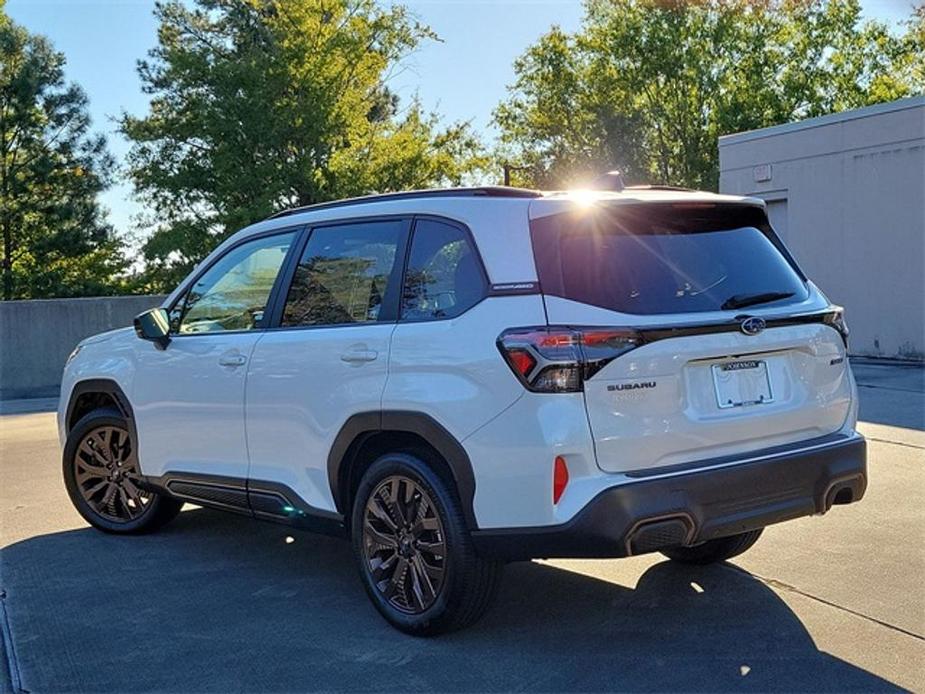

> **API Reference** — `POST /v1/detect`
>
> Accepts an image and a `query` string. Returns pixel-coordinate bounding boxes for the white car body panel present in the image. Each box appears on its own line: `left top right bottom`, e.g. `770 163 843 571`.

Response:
461 390 598 528
245 323 396 513
57 327 136 446
382 295 545 442
582 323 850 473
130 332 262 479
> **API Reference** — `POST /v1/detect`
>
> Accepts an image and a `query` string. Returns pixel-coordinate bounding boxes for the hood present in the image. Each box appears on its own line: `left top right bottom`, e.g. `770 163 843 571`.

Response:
79 326 135 347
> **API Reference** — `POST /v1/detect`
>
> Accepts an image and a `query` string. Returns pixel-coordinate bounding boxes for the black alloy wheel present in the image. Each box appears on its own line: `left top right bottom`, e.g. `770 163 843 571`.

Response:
352 453 503 635
63 408 182 534
362 474 447 614
74 425 152 522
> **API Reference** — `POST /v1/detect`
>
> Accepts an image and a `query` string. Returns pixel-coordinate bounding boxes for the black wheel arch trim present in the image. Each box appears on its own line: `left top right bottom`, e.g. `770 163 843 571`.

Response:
65 379 134 428
328 411 478 529
65 379 138 452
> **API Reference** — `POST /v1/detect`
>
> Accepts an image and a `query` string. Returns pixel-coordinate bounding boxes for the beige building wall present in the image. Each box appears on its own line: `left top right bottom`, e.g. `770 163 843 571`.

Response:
719 97 925 360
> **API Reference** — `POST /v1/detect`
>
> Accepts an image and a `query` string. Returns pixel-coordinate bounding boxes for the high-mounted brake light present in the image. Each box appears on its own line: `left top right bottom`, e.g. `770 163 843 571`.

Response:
497 326 641 393
670 202 716 210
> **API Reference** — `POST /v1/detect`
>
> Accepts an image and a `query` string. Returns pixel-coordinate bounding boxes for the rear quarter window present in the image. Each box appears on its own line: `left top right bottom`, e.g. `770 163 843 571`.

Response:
400 219 486 321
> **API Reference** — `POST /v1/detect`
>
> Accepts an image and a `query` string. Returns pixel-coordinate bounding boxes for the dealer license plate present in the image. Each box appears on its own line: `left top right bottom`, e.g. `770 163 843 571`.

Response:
712 360 773 409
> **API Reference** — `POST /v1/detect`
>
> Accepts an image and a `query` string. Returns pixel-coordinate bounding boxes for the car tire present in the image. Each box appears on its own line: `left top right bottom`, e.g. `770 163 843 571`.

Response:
63 407 183 534
351 452 503 636
660 528 764 565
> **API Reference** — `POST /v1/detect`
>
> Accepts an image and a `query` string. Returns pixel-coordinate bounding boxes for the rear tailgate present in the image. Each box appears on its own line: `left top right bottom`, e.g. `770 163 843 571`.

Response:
529 198 852 474
581 320 850 473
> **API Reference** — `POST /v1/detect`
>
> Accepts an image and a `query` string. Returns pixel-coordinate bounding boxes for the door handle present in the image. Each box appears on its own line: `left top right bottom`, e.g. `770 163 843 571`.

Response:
218 353 247 367
341 348 378 363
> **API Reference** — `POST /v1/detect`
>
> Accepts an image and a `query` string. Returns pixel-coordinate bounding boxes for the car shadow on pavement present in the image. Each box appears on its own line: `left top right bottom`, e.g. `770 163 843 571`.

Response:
0 508 899 693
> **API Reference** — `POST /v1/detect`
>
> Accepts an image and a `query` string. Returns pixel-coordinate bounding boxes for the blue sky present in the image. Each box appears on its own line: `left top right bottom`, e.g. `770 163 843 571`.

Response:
6 0 916 236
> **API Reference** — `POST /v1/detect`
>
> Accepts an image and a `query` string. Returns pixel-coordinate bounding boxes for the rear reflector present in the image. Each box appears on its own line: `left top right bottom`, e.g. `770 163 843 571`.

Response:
553 456 569 504
507 349 536 378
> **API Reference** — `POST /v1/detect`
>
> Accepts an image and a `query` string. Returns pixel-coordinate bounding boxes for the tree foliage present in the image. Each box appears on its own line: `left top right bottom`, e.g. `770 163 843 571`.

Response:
123 0 486 291
495 0 925 190
0 4 125 300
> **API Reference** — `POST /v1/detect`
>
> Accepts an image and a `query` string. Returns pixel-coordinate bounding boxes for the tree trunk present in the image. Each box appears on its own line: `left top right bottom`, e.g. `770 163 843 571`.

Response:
2 219 11 301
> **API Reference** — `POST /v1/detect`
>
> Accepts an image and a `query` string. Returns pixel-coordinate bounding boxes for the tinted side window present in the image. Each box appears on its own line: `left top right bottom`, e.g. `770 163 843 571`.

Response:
281 219 404 327
401 219 485 321
173 232 295 333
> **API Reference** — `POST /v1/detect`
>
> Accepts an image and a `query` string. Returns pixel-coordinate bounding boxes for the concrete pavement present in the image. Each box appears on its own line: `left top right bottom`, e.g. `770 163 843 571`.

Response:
1 362 922 692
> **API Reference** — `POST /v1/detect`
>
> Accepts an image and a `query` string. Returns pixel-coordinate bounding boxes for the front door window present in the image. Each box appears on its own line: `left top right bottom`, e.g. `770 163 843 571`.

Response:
172 232 295 333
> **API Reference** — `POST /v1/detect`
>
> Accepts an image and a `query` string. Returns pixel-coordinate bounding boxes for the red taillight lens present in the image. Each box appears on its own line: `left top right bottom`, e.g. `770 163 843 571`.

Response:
553 456 569 504
498 326 641 392
507 349 536 378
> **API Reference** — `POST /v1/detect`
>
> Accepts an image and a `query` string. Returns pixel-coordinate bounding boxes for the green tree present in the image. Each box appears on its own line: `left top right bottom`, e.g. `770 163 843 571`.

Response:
123 0 485 291
0 4 126 300
495 0 924 191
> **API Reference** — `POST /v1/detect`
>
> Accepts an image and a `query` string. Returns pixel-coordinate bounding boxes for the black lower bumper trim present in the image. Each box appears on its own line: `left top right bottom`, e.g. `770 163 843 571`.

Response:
140 472 345 536
472 434 867 560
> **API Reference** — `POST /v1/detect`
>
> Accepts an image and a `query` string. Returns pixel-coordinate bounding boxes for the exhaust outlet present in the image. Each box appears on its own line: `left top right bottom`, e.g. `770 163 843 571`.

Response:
626 515 693 555
824 475 865 511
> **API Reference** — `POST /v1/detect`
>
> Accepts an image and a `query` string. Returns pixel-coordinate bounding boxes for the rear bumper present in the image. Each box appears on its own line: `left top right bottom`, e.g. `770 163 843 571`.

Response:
472 433 867 560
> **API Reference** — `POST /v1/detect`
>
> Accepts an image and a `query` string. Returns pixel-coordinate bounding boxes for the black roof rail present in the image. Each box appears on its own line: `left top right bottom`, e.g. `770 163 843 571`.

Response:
266 186 542 220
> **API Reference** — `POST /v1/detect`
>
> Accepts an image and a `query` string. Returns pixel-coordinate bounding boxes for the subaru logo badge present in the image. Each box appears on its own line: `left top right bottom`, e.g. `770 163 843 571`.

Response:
740 317 766 336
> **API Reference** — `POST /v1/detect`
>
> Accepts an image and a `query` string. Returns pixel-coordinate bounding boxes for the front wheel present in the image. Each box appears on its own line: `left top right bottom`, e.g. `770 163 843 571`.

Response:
63 408 183 534
660 528 764 565
351 453 503 635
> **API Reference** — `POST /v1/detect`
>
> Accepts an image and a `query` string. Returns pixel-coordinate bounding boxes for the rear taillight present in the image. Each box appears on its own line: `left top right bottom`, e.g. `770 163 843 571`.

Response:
497 326 641 392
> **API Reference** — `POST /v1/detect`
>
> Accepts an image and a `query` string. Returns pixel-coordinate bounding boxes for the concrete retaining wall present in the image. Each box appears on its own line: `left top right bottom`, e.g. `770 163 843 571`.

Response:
0 295 166 400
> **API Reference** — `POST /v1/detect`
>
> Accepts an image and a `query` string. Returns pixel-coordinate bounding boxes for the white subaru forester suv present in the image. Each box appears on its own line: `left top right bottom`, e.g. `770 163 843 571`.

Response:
59 181 866 635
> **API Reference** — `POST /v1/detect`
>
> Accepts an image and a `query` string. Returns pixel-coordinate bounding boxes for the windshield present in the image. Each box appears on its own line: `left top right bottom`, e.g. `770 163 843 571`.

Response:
530 203 808 315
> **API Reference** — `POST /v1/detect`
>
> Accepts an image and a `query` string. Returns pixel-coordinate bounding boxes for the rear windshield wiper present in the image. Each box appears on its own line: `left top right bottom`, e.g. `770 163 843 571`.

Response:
721 291 795 311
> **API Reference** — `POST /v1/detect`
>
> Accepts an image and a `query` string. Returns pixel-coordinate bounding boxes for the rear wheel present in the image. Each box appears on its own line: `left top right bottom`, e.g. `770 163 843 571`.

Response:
63 408 182 534
660 528 764 565
351 453 502 635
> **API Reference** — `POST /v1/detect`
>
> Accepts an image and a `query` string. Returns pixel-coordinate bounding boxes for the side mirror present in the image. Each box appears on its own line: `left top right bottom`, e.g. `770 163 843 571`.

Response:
133 308 171 349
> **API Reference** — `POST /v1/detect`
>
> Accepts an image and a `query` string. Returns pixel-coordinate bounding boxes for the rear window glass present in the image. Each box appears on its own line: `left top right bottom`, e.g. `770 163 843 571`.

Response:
531 204 807 315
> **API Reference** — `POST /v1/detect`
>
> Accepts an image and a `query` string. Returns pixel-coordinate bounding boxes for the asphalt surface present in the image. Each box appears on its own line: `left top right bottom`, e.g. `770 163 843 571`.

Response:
1 361 923 692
